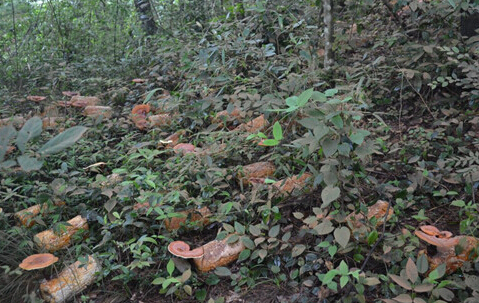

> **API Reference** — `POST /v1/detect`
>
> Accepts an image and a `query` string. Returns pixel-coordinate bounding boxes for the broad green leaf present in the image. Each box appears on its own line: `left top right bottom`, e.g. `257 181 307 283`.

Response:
340 275 349 288
428 263 446 280
249 225 262 236
322 138 339 158
285 96 299 108
334 227 351 248
417 254 429 274
291 244 306 257
241 236 255 249
339 260 348 275
298 117 320 129
269 225 280 238
392 294 413 303
0 125 17 162
311 91 327 102
16 117 42 153
389 274 412 290
214 266 231 276
38 126 87 156
297 88 314 107
367 230 379 246
328 245 337 257
238 249 251 262
406 258 418 283
272 122 283 140
167 259 175 276
234 222 245 234
226 234 239 244
321 186 340 206
324 88 338 97
315 219 335 235
322 269 339 284
331 115 343 129
414 283 434 293
350 130 370 145
17 155 44 171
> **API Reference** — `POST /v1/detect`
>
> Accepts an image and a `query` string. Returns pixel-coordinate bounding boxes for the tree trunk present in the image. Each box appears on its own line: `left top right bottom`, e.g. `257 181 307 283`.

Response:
323 0 334 70
134 0 158 36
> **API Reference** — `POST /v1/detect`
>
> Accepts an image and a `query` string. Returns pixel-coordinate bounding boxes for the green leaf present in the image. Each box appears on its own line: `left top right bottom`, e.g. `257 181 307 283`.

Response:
340 275 349 288
214 267 232 276
261 139 279 146
324 88 338 97
296 88 314 107
328 245 337 257
144 88 163 103
334 227 351 248
322 138 339 158
331 115 343 129
315 219 335 235
269 225 280 238
238 249 251 262
321 186 340 206
16 117 42 153
406 258 418 283
428 263 446 280
389 274 412 290
38 126 87 156
322 269 339 284
367 230 379 246
0 125 17 162
349 130 370 145
249 225 262 236
417 254 429 274
272 122 283 140
298 117 320 129
339 260 348 275
234 222 245 234
241 236 255 249
291 244 306 257
167 259 175 276
17 155 44 171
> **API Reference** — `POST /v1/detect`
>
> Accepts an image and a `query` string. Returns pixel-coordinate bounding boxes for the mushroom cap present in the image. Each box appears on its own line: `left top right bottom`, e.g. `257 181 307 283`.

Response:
415 230 460 247
420 225 453 238
168 241 204 259
19 253 58 270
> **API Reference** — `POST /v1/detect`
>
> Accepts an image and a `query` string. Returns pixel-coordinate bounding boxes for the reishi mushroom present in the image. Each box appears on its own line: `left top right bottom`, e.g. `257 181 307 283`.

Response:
168 241 204 259
19 253 58 270
415 227 478 274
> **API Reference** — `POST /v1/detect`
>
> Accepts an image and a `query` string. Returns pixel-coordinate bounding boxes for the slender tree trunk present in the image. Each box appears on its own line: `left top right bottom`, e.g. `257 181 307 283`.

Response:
134 0 158 36
323 0 334 70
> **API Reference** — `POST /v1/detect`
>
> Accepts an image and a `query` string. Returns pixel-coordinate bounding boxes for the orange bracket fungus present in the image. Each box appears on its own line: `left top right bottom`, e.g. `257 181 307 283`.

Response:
164 206 212 231
173 143 197 155
273 173 312 195
235 114 268 133
40 255 101 303
168 234 245 272
19 253 58 270
61 91 79 97
131 104 151 130
415 226 479 274
168 241 205 259
237 161 276 186
70 96 100 108
34 215 89 252
83 106 112 119
27 96 47 103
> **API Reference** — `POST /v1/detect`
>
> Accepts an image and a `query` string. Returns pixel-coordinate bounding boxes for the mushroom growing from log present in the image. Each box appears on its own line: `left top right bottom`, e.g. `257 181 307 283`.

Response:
168 234 245 272
415 226 478 274
19 253 58 271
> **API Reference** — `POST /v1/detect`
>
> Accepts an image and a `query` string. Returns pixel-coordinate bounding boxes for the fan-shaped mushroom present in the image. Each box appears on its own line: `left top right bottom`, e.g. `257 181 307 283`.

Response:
19 253 58 270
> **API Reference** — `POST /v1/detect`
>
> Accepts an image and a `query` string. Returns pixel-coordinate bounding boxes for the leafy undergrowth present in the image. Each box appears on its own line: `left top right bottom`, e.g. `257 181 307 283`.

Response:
1 2 479 303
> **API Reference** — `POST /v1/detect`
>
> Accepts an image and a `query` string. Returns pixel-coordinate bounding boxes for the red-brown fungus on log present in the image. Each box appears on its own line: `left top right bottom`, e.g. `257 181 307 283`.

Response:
415 227 479 274
131 104 151 130
237 161 276 186
164 206 212 231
